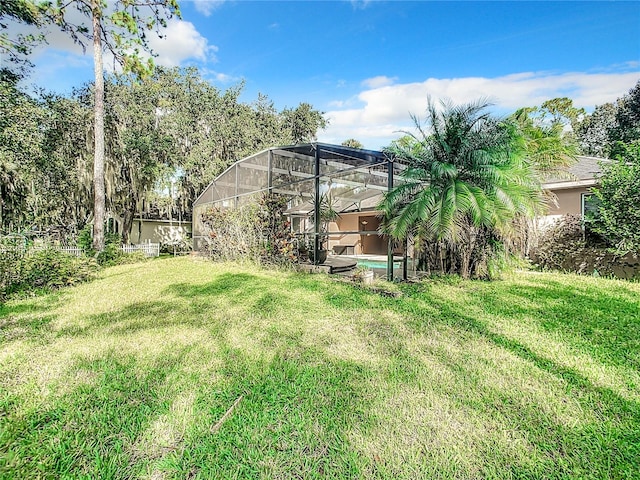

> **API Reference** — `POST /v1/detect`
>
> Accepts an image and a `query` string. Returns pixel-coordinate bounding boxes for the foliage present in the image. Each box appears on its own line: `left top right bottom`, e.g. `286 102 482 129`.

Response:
201 203 263 263
537 97 586 131
0 242 98 299
313 191 341 251
76 224 148 266
588 143 640 252
610 81 640 148
38 0 181 252
576 80 640 158
101 74 177 242
160 238 192 256
281 102 328 143
42 0 181 79
0 77 45 231
532 214 585 271
76 224 94 255
341 138 364 149
0 78 93 233
0 235 27 299
380 98 543 278
0 0 46 80
2 257 640 478
532 214 640 279
576 101 618 157
256 194 299 264
201 194 299 265
0 67 328 241
17 247 98 290
509 102 580 178
95 232 125 266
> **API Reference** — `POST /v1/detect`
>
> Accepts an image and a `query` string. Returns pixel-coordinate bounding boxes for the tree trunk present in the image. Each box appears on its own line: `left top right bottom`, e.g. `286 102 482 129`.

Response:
92 0 105 252
121 198 137 244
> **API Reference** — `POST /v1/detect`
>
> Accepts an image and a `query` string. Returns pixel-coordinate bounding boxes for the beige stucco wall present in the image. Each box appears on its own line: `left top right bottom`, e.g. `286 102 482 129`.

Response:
327 211 390 255
330 213 363 254
538 185 596 229
545 186 592 216
131 220 191 245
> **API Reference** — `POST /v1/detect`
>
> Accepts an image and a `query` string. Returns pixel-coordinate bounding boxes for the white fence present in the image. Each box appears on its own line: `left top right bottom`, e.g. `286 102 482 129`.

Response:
0 243 160 258
121 243 160 257
59 247 84 257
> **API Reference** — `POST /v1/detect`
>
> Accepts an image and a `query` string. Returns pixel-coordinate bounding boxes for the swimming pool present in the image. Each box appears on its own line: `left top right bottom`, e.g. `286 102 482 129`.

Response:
355 259 402 270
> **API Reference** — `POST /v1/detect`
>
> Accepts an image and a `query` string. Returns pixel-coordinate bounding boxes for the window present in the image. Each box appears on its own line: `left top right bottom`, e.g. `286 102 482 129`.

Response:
581 193 600 219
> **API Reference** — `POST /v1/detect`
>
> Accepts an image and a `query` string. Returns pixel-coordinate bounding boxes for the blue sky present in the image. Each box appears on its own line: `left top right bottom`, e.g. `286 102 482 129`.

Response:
20 0 640 148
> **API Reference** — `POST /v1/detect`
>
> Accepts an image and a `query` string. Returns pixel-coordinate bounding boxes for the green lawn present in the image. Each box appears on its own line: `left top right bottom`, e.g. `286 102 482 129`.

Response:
1 257 639 479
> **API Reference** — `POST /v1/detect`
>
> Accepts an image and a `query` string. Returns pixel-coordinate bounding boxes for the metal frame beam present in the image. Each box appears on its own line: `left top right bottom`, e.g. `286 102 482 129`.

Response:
387 159 394 281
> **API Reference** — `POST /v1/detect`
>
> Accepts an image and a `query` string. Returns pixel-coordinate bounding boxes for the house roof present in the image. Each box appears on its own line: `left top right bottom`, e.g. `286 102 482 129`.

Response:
542 155 610 190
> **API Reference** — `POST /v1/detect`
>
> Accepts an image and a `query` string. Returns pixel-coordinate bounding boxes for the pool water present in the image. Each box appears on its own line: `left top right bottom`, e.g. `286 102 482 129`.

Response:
355 259 402 270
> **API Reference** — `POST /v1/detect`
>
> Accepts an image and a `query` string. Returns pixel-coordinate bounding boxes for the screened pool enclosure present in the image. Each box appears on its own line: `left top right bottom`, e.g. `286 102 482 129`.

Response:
192 143 411 279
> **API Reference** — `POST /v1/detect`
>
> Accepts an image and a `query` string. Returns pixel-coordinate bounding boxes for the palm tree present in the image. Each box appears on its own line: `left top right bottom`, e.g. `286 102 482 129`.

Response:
379 98 542 278
509 107 579 178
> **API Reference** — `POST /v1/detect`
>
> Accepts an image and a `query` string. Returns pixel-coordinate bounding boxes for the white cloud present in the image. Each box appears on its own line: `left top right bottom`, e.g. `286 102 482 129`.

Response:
16 8 214 70
319 69 640 149
192 0 226 17
350 0 372 10
361 75 397 89
148 19 217 67
201 68 240 84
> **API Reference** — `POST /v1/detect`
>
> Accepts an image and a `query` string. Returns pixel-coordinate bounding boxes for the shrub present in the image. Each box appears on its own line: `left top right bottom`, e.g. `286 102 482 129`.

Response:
79 229 148 266
160 239 192 256
0 237 27 299
77 224 94 255
201 203 262 262
5 247 98 297
532 215 640 279
532 215 584 271
200 193 299 265
587 143 640 253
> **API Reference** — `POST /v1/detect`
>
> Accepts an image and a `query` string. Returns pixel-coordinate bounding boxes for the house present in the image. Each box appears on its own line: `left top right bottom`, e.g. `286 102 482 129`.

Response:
110 216 192 249
192 144 608 277
129 218 192 247
540 156 609 227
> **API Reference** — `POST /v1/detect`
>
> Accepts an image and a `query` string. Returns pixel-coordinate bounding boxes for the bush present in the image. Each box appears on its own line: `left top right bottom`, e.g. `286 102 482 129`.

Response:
77 224 94 255
532 215 640 279
0 237 27 298
3 247 98 297
200 193 299 266
201 203 262 262
78 228 148 266
532 215 584 271
160 239 192 256
587 143 640 253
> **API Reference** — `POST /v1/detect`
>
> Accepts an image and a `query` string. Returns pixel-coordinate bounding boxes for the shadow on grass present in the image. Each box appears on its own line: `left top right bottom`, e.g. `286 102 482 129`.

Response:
390 279 640 478
164 346 371 479
2 340 373 479
476 325 640 478
469 277 640 369
166 272 261 298
1 350 185 479
56 300 214 338
0 295 61 343
6 267 639 477
0 293 60 318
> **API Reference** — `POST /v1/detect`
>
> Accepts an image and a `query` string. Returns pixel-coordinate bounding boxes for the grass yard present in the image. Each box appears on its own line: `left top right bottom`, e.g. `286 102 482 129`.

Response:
1 257 639 479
